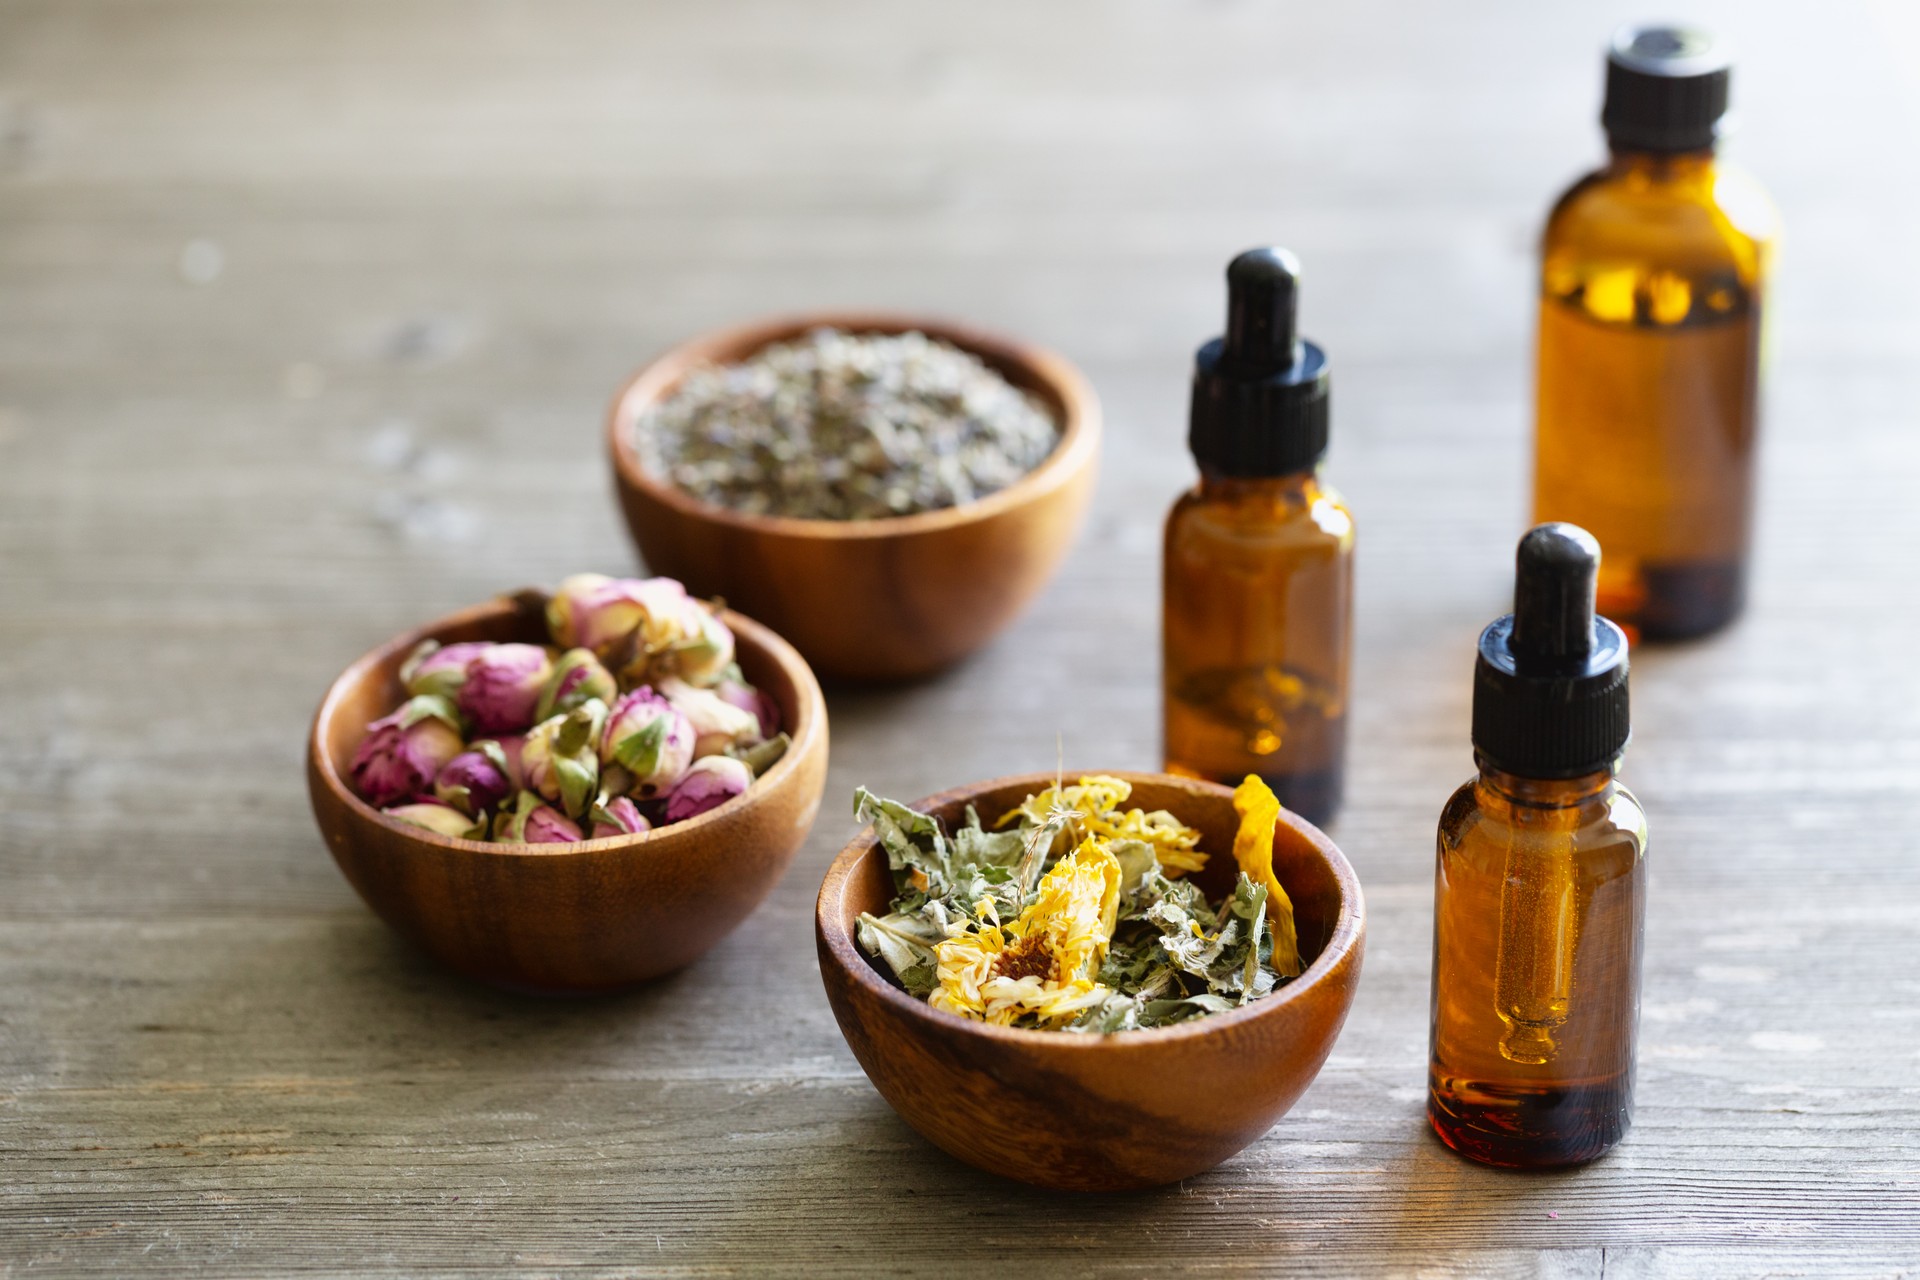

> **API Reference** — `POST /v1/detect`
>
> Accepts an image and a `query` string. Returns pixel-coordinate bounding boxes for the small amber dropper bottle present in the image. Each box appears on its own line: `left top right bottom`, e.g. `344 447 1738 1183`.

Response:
1163 247 1353 827
1532 25 1780 639
1428 523 1649 1169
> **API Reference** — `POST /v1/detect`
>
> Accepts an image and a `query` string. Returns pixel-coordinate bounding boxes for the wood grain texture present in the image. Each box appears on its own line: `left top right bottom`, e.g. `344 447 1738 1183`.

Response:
306 595 828 992
3 0 1919 1274
609 312 1100 682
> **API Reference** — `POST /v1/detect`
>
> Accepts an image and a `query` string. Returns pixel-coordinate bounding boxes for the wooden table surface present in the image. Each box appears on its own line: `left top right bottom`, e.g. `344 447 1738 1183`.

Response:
5 1 1918 1275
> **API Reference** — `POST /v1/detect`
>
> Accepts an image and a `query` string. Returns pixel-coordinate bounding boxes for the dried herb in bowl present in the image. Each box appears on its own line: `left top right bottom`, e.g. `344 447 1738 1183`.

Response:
347 575 789 845
635 328 1059 520
854 775 1304 1033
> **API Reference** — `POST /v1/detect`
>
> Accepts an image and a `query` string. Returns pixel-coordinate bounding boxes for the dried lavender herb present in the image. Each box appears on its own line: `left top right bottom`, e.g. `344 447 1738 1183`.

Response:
636 328 1059 520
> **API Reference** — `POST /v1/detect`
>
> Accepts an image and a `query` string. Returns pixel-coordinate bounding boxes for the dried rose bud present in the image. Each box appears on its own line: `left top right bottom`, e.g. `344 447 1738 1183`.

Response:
659 676 760 759
384 799 483 840
434 748 512 817
493 790 582 844
589 796 651 839
736 731 790 777
663 754 751 823
521 701 606 819
535 648 618 722
600 687 695 797
546 574 691 660
350 695 465 808
714 676 780 741
399 640 492 700
596 762 634 801
457 644 553 735
471 735 526 789
665 603 736 686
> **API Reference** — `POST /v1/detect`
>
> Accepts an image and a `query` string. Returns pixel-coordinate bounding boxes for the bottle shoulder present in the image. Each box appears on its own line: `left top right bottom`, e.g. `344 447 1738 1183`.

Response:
1544 157 1779 283
1438 773 1649 857
1166 474 1355 553
1605 780 1650 850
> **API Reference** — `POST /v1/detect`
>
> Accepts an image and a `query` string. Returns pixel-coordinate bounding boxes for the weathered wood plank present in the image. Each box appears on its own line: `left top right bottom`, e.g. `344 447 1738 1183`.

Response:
3 0 1919 1273
3 903 1916 1273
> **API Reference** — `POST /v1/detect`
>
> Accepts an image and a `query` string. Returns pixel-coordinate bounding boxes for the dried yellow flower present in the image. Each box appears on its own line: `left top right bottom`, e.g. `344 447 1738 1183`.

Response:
930 838 1122 1026
1231 776 1304 977
999 775 1208 876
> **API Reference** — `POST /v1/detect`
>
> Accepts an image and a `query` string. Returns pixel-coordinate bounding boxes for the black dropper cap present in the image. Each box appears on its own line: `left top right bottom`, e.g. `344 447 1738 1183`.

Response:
1602 24 1731 153
1189 247 1330 477
1472 524 1631 779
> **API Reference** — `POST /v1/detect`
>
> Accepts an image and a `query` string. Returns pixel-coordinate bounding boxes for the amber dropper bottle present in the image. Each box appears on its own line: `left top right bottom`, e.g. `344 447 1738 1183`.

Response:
1532 25 1779 640
1163 247 1353 827
1429 524 1648 1169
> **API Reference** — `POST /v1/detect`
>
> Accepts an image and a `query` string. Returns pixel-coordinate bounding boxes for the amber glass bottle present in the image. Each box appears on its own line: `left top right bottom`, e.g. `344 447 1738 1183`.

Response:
1429 524 1648 1169
1532 26 1779 640
1163 248 1353 827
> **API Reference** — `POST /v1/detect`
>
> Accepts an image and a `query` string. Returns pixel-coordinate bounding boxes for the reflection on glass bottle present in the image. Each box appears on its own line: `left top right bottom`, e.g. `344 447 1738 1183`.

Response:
1531 25 1779 640
1162 248 1353 828
1428 524 1648 1170
1164 473 1352 825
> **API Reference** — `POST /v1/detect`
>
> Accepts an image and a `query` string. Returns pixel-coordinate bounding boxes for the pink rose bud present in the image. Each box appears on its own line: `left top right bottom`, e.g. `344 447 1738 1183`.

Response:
493 790 582 845
399 640 492 700
666 604 736 686
471 735 526 789
600 687 696 796
659 676 760 759
663 754 751 823
384 799 483 840
589 796 651 839
546 574 692 660
350 695 465 808
714 676 781 741
535 648 618 722
457 644 553 735
434 749 512 816
523 805 582 844
521 702 606 819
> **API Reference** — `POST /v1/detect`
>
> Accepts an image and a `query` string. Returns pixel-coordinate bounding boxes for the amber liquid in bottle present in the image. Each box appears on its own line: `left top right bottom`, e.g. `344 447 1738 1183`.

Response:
1428 763 1648 1168
1532 148 1778 639
1163 469 1354 826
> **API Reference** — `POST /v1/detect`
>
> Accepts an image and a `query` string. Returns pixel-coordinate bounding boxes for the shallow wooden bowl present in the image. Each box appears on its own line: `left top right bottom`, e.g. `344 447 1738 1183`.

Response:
607 313 1101 683
308 593 829 992
816 771 1365 1191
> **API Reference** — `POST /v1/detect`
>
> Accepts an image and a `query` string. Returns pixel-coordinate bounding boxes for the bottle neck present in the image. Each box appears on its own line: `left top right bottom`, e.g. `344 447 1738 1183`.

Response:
1473 758 1616 808
1603 143 1718 189
1196 466 1320 499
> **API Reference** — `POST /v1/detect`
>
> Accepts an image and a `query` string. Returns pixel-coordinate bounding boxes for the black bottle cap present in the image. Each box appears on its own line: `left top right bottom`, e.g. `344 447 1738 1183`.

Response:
1602 24 1731 153
1472 524 1632 779
1189 247 1330 477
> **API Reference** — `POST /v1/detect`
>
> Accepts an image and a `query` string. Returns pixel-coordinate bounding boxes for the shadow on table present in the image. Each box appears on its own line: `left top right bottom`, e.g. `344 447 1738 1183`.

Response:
774 1087 1613 1270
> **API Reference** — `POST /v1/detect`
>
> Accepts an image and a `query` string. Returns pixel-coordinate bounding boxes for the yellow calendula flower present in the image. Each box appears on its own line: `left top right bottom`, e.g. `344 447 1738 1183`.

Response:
930 839 1122 1026
998 775 1208 876
1231 776 1303 977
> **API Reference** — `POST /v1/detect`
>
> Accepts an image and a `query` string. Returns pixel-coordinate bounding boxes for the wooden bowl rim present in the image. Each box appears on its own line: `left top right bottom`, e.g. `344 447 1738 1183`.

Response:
309 595 827 859
816 770 1366 1049
606 310 1102 540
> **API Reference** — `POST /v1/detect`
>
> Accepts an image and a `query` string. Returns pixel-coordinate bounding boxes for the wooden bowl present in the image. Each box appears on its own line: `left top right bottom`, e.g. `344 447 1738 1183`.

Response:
816 771 1365 1191
307 593 829 992
607 313 1101 683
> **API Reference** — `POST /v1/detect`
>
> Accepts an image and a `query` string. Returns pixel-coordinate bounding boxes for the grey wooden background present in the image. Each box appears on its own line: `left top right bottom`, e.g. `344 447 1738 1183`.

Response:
4 1 1918 1275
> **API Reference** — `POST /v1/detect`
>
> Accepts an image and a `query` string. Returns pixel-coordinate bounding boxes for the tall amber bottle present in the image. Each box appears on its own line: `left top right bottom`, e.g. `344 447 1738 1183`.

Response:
1429 524 1648 1169
1164 248 1353 827
1532 26 1779 639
